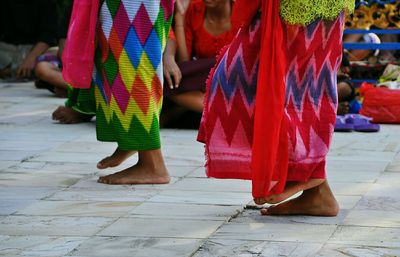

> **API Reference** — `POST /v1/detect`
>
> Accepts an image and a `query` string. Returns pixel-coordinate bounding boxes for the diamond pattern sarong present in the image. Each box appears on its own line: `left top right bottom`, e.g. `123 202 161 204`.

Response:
198 14 344 192
93 0 173 150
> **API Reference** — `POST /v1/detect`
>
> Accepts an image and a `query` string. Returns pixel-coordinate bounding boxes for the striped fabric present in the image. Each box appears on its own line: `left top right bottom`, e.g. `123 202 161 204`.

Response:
199 13 344 186
93 0 173 150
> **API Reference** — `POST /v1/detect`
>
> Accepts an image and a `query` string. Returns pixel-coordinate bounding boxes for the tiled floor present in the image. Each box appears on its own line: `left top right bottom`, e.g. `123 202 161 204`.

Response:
1 82 400 256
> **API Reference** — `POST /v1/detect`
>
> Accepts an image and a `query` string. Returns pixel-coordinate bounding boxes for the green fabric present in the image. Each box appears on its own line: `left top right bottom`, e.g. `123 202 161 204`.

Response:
65 85 96 115
280 0 355 25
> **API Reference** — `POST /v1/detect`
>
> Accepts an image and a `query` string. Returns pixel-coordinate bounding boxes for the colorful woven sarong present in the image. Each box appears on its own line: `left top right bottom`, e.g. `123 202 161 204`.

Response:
198 13 344 196
93 0 173 150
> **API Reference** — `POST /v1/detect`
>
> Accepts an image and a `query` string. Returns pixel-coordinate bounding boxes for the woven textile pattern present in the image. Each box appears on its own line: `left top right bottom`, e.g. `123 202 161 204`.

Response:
199 14 344 182
93 0 173 150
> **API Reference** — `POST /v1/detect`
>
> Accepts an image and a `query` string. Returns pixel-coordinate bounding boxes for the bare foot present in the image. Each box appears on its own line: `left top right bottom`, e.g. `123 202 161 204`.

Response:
97 148 136 169
52 106 93 124
98 150 170 185
260 181 339 216
254 179 325 205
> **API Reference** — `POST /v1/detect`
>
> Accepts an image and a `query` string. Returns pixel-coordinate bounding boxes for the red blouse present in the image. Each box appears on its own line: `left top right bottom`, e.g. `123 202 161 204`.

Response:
184 0 237 59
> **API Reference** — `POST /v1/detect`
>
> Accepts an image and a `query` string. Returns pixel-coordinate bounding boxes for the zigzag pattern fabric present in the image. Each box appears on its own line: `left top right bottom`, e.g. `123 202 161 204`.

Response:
199 14 344 182
93 0 173 150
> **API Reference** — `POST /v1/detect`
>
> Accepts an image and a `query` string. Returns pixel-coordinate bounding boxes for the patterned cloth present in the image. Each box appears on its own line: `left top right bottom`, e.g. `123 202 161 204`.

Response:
198 14 344 185
93 0 173 150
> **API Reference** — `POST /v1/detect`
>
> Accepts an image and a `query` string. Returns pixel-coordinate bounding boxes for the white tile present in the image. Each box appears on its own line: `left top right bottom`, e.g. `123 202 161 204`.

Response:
48 188 158 202
193 240 323 257
330 182 373 196
167 178 252 193
0 172 83 187
129 202 242 220
69 236 202 257
17 200 139 217
212 222 337 243
343 209 400 228
0 236 86 257
98 218 223 238
147 190 251 206
0 199 38 215
329 226 400 247
355 196 400 211
317 243 400 257
0 216 114 236
0 186 60 200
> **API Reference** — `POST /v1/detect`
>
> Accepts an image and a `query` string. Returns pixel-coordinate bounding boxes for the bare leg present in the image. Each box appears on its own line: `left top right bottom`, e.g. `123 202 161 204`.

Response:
97 147 136 169
169 91 204 113
35 62 68 90
52 106 93 124
260 181 339 216
254 179 325 205
97 149 170 185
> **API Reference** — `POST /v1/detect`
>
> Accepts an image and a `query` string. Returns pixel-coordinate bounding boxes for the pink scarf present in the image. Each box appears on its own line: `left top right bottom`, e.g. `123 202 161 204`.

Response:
62 0 100 89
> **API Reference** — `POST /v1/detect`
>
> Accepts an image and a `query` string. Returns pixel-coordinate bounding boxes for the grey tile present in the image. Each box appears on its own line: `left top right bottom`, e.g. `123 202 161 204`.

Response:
98 218 223 238
70 236 202 257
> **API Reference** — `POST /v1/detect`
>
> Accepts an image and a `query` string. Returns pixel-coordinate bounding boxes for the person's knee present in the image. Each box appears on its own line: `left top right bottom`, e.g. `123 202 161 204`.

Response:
34 62 52 81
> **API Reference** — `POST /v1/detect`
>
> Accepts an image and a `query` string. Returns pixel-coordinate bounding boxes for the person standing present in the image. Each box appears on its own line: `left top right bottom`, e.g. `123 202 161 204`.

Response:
198 0 355 216
63 0 174 184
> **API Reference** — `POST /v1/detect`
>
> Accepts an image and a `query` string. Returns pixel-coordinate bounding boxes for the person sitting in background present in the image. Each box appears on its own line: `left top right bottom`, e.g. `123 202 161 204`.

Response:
0 0 58 80
34 0 72 98
165 0 238 113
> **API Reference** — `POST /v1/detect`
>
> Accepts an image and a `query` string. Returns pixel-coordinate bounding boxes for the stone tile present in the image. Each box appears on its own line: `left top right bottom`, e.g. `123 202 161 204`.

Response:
16 200 139 217
4 161 98 175
30 151 102 164
0 236 86 257
374 172 400 186
329 226 400 247
52 141 116 154
330 182 373 196
336 195 362 210
187 167 207 178
147 190 251 206
316 243 400 257
343 209 400 228
0 199 38 215
69 236 202 257
0 216 114 236
0 150 40 161
364 183 400 199
0 186 60 200
326 159 388 173
0 140 63 151
327 150 396 162
167 165 199 178
166 178 252 193
355 196 400 211
193 240 323 257
327 170 381 183
231 209 348 226
0 161 19 171
98 218 223 238
71 176 178 191
48 188 159 202
129 202 242 221
212 222 337 243
0 172 83 187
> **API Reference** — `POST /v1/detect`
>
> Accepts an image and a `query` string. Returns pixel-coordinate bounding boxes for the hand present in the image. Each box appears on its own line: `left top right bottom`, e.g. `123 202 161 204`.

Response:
16 56 36 79
163 54 182 89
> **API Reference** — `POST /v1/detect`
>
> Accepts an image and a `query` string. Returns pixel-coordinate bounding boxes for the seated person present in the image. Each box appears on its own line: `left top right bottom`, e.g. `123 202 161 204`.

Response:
0 0 58 80
34 1 73 98
164 0 238 113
